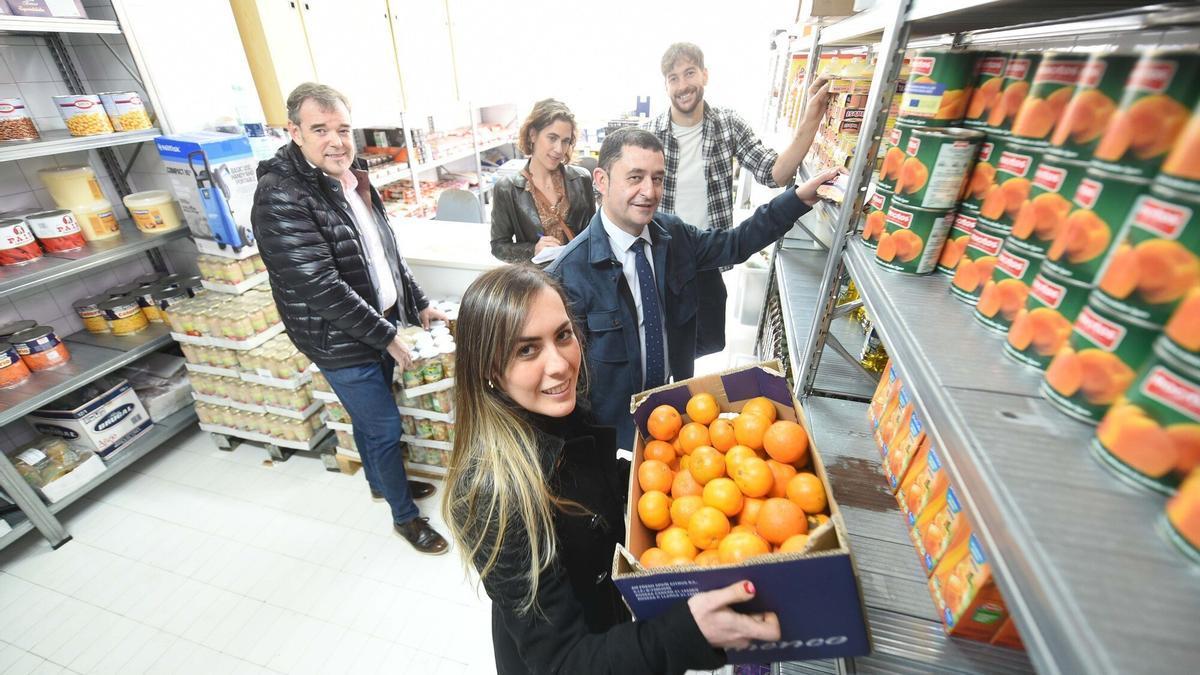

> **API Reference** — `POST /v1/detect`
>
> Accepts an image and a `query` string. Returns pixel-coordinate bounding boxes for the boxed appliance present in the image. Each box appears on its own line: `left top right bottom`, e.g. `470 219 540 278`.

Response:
155 132 258 252
25 377 152 460
611 362 870 664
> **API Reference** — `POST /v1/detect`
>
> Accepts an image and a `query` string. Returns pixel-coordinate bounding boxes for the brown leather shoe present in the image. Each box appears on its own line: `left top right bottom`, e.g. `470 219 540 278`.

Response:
408 480 436 499
394 517 449 555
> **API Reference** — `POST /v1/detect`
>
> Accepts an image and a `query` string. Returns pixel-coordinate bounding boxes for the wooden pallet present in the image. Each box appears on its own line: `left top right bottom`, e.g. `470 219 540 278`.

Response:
209 428 339 470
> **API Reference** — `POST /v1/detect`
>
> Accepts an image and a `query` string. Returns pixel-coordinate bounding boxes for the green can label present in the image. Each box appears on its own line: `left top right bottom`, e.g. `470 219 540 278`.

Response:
1091 52 1200 180
1042 170 1149 282
1007 155 1090 256
1042 302 1160 423
1159 98 1200 196
1011 53 1090 148
875 205 953 275
876 123 918 193
1093 340 1200 494
861 187 891 249
981 52 1042 137
949 221 1007 304
1047 54 1140 161
897 50 977 127
964 52 1009 130
1093 188 1200 325
974 240 1044 334
1004 270 1093 370
936 211 977 276
889 127 985 210
958 140 998 214
977 138 1038 233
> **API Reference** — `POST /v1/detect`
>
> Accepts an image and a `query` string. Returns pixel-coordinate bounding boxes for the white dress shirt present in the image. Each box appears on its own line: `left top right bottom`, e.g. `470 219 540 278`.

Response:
600 208 671 388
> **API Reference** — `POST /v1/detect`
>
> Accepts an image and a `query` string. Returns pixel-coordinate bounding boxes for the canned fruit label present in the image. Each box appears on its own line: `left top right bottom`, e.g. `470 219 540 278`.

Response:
980 52 1043 135
1042 303 1159 423
965 53 1009 126
1005 271 1093 370
977 139 1037 232
876 205 953 275
959 141 999 214
1163 284 1200 371
877 124 918 192
1011 53 1089 146
949 223 1006 304
1094 190 1199 325
1094 343 1200 493
937 212 977 276
1043 171 1148 282
1008 156 1089 256
898 50 977 126
890 128 985 209
1049 54 1138 161
1166 470 1200 561
974 242 1043 333
1159 98 1200 196
1092 52 1200 179
861 188 891 248
54 95 114 137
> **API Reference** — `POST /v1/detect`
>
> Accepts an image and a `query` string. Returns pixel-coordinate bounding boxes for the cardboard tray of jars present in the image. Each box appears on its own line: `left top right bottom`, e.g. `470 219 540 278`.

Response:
200 271 269 295
191 393 323 421
184 363 312 390
171 322 285 350
198 422 332 451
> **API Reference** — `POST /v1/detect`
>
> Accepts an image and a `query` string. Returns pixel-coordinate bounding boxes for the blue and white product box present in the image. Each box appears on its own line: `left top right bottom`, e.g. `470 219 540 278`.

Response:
614 362 870 664
155 132 259 252
26 379 152 460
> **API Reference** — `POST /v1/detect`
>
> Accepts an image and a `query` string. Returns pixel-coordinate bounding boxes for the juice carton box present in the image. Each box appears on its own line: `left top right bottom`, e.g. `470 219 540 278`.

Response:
897 441 950 528
929 533 1010 641
910 483 971 576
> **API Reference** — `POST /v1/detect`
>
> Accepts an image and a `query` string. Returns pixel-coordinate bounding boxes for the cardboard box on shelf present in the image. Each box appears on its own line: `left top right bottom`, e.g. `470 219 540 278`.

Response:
990 616 1025 650
37 453 105 503
25 378 152 460
929 533 1010 641
611 362 870 664
897 440 949 528
6 0 87 18
910 482 970 576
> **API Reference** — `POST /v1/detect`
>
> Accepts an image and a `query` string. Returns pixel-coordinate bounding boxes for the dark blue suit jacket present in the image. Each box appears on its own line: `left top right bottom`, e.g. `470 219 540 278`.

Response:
547 189 810 448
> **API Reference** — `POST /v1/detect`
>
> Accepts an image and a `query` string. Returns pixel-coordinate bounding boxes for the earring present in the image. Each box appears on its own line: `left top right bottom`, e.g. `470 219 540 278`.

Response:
487 379 495 389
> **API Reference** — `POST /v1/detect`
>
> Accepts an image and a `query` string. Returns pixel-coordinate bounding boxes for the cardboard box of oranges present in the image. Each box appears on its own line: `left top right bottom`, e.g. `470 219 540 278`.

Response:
610 362 870 664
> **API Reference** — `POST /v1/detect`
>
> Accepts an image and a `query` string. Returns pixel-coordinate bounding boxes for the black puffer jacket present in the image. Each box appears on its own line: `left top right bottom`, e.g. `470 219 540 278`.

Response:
251 142 429 370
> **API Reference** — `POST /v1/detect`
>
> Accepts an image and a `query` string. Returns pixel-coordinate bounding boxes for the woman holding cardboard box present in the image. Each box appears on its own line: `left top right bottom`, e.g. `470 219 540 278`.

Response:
442 264 779 674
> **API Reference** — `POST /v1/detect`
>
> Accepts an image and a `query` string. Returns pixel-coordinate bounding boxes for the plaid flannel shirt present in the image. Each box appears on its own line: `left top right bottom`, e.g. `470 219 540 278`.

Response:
644 104 780 232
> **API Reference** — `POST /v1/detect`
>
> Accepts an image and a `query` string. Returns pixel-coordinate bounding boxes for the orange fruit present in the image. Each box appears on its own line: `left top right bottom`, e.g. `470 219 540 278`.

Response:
766 460 798 498
724 445 758 476
678 455 691 472
779 534 810 553
718 530 771 564
656 525 687 547
808 513 831 530
732 457 774 498
637 490 673 530
673 436 683 455
733 413 771 450
688 446 726 485
739 497 765 526
763 420 810 465
668 555 694 567
687 506 731 550
677 422 712 454
742 397 779 423
702 477 744 517
644 440 677 465
695 549 722 566
671 468 703 498
787 473 828 515
709 418 737 451
756 498 808 545
670 495 705 528
686 393 721 425
730 524 759 536
637 459 674 493
658 526 698 560
640 547 670 568
647 405 682 441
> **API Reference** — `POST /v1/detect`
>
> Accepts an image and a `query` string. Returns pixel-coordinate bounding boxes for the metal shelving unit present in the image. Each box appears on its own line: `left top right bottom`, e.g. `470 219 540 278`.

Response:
0 128 160 163
791 2 1200 674
0 15 120 34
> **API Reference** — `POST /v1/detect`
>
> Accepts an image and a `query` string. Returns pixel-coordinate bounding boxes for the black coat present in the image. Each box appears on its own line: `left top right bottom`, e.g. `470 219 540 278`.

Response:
251 142 429 370
490 163 595 263
470 410 725 675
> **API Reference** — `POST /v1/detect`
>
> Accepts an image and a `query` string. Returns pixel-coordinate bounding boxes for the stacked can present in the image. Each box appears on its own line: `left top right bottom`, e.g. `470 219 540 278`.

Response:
1166 468 1200 564
860 186 890 249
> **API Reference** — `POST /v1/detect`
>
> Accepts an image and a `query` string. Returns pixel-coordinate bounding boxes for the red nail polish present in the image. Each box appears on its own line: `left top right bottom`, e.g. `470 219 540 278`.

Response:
743 581 755 595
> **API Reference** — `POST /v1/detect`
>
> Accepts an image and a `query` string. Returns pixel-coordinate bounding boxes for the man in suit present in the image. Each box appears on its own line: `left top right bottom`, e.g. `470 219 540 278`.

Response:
547 127 837 449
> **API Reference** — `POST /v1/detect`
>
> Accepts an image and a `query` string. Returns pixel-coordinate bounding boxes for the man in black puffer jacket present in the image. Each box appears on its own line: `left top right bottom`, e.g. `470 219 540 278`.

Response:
251 82 448 555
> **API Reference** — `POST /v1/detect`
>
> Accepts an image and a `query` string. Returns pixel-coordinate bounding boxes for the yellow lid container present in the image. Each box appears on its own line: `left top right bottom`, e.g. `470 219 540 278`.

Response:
38 165 104 208
71 200 121 241
122 190 182 234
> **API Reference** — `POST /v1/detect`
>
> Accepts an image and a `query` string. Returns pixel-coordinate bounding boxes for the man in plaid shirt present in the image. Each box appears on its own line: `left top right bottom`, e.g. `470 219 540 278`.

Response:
645 42 830 356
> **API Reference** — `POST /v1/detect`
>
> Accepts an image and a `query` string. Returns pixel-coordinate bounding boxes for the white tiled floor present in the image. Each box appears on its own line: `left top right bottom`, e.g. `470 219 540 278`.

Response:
0 430 494 674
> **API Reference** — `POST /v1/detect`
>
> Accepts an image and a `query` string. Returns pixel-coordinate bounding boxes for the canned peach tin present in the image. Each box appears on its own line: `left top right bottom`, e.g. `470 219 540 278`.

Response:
958 140 998 215
964 52 1009 130
976 137 1039 233
52 94 114 137
861 186 891 249
984 51 1043 136
937 211 976 276
875 204 954 275
1048 53 1140 162
888 127 985 210
1160 97 1200 196
1042 301 1160 424
1164 468 1200 564
1093 339 1200 494
1004 269 1092 370
0 97 39 141
896 49 977 127
949 221 1007 304
1162 284 1200 373
1042 169 1150 283
1006 153 1090 257
973 241 1043 334
1010 52 1089 148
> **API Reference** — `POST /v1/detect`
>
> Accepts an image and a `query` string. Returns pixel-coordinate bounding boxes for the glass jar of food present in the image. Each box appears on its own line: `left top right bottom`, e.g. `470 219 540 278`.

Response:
400 416 417 436
440 344 456 378
415 417 435 439
422 350 445 384
430 421 449 442
402 352 426 389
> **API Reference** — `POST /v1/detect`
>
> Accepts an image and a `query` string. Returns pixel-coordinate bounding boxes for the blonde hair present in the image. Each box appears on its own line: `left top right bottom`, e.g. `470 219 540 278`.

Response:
518 98 577 161
443 264 583 616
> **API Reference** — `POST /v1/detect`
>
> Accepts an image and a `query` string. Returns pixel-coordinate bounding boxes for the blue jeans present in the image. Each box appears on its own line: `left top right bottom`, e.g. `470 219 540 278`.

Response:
322 356 420 525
